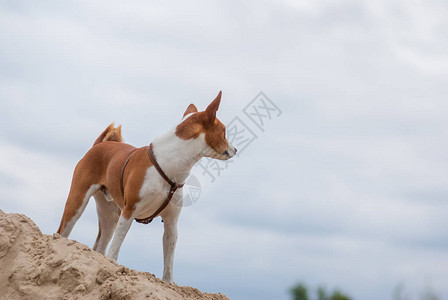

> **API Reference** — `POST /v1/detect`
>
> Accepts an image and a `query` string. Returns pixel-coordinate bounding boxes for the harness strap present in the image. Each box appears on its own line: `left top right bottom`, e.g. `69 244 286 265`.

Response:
134 143 184 224
120 148 139 196
147 143 178 187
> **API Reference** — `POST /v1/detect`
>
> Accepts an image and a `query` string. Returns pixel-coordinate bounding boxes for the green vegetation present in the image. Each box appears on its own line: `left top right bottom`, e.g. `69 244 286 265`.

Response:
290 282 443 300
290 282 352 300
393 284 440 300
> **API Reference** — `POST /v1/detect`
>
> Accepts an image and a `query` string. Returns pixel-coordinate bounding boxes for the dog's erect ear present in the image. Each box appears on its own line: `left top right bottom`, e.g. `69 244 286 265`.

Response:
205 91 222 125
183 103 198 118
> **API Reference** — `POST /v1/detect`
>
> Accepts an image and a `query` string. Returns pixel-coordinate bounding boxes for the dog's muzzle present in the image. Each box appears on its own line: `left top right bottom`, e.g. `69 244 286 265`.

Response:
224 143 237 158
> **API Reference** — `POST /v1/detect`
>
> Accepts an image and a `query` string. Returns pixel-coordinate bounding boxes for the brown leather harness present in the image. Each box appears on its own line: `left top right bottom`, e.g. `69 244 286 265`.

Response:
120 143 184 224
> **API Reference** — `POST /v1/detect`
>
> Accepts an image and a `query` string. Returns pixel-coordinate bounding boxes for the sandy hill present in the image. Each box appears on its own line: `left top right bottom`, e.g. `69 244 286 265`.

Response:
0 210 228 300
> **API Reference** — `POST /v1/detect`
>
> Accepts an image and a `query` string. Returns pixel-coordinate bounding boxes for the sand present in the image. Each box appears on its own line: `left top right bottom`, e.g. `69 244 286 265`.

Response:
0 210 228 300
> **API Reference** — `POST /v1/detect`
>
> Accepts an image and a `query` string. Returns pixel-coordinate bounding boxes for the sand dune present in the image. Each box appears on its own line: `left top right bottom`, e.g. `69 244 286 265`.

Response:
0 210 228 300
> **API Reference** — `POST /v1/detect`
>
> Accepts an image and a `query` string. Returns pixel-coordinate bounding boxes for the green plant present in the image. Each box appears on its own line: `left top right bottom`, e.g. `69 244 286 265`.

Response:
290 283 309 300
290 282 352 300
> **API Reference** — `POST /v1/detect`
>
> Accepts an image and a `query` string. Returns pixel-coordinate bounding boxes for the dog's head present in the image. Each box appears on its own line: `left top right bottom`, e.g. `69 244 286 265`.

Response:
175 91 237 160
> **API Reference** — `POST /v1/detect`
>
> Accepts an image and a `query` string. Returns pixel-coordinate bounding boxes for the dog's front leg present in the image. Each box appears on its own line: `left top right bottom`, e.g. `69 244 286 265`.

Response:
162 220 178 283
106 215 133 261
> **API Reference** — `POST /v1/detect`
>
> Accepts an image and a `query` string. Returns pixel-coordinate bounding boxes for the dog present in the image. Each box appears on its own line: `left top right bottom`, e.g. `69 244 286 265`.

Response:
56 91 236 283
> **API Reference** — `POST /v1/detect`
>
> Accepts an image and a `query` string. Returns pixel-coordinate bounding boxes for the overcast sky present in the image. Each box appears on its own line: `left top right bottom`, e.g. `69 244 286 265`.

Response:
1 0 448 299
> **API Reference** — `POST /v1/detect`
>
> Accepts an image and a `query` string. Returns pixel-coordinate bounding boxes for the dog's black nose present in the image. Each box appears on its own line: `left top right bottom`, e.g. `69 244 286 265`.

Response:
234 148 237 154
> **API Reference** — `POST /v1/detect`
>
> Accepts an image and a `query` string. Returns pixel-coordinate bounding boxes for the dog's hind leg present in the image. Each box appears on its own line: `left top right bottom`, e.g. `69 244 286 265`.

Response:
57 184 100 238
92 188 120 254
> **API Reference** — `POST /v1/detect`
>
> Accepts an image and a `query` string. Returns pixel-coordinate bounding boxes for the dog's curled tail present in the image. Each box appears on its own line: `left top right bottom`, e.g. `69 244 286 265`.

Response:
94 123 123 146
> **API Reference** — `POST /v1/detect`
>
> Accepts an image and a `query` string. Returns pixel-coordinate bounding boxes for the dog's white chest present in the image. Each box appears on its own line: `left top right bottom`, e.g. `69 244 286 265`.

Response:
134 167 172 219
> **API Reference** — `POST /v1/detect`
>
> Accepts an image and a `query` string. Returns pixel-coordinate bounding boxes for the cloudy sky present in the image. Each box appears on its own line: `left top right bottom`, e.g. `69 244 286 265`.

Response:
1 0 448 299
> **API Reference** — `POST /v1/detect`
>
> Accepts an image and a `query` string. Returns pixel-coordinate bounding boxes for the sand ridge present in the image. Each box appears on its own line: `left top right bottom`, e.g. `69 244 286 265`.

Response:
0 210 228 300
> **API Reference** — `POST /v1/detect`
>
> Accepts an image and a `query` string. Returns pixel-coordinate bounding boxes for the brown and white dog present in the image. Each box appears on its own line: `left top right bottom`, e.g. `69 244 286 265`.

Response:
56 91 236 283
